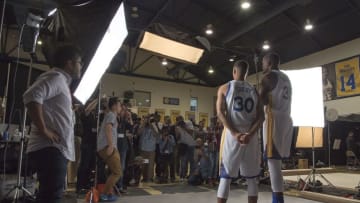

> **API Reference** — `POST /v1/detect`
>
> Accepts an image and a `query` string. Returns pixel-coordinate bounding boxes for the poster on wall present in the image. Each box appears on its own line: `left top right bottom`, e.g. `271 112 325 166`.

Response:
322 64 336 101
155 108 166 123
335 57 360 97
185 111 195 122
170 110 181 124
138 107 150 119
199 112 209 128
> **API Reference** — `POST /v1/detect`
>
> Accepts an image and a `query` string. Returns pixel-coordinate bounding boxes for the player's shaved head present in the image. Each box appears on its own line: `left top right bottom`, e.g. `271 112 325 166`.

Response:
264 53 280 68
233 60 249 80
262 53 280 74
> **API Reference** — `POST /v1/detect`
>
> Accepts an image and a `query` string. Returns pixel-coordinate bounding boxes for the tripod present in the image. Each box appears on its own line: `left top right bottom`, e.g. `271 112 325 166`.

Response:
3 57 35 203
302 127 334 191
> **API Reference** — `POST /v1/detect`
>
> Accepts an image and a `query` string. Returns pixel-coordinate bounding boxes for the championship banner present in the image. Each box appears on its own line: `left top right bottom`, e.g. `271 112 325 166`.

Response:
170 110 181 124
155 108 165 123
185 111 195 121
138 107 150 119
199 112 209 128
335 57 360 97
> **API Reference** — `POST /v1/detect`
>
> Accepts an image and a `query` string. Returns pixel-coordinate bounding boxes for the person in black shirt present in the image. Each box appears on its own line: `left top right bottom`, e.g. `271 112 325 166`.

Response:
116 104 133 193
76 99 98 193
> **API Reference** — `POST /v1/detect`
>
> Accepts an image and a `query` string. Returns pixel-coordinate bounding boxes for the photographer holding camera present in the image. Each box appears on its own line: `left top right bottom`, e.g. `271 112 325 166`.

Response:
158 127 176 183
175 116 197 181
137 114 159 182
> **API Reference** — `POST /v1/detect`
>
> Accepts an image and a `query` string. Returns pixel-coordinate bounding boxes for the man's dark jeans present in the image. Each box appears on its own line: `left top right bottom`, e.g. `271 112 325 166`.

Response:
28 147 68 203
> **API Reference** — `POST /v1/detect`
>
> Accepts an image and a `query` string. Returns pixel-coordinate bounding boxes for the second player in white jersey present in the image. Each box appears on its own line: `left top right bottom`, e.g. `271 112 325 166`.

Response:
263 70 293 159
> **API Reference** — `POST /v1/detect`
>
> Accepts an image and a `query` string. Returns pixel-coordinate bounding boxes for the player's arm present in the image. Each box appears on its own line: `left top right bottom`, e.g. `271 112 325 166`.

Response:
216 84 238 136
260 72 277 105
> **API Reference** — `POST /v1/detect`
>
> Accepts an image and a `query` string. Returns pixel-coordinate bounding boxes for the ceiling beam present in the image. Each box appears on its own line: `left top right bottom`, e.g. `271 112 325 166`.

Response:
222 0 311 44
281 12 323 49
132 54 154 72
191 0 238 28
346 0 360 14
116 72 211 87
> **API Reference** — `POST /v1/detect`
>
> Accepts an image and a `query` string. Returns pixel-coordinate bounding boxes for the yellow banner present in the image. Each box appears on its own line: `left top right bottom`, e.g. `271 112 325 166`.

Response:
199 112 209 128
335 57 360 97
138 107 150 119
170 110 181 124
155 109 165 123
185 111 195 121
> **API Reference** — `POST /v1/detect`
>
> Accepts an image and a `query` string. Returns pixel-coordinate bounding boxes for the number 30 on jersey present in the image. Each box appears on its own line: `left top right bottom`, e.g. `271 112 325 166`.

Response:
233 96 254 113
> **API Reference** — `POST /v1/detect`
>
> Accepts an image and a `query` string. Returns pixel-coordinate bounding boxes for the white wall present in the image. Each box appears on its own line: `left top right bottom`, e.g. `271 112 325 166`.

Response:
101 73 217 121
248 37 360 116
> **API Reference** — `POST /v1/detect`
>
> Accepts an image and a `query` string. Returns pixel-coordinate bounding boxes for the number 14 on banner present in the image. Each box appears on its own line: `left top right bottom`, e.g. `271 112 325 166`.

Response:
335 57 360 97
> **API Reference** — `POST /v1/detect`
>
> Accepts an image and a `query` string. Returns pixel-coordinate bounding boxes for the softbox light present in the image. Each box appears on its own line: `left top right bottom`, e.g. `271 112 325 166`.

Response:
139 31 204 64
283 67 325 128
74 2 128 104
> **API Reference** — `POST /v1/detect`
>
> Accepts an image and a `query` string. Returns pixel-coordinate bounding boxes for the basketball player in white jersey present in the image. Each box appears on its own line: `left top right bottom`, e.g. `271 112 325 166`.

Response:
216 60 264 203
260 53 293 203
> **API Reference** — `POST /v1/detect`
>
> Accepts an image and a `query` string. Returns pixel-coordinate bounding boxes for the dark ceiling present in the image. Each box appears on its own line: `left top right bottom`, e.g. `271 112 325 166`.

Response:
2 0 360 87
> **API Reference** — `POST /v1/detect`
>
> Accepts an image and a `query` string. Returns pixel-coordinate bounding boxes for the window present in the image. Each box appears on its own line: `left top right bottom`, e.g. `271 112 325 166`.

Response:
190 97 198 111
134 90 151 107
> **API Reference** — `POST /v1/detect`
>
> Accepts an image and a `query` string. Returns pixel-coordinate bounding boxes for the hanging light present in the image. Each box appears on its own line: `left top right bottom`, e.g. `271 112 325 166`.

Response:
37 40 42 45
161 58 168 66
304 19 313 31
229 55 236 62
241 0 251 10
205 24 214 35
208 66 214 74
131 7 139 18
262 40 270 50
48 8 57 17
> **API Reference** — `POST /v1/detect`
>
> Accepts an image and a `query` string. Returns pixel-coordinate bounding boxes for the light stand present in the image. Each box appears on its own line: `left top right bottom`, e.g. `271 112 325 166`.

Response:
327 122 331 168
86 80 102 203
325 108 338 168
3 58 35 203
302 127 334 191
2 11 42 202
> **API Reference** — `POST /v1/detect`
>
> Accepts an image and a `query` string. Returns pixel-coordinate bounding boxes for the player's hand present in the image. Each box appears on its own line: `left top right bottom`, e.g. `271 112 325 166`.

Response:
42 128 60 143
106 145 114 156
239 133 251 144
235 133 245 144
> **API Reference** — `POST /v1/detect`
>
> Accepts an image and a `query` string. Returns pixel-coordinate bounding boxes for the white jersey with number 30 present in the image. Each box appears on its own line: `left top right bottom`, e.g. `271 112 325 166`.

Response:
219 80 260 178
225 80 258 131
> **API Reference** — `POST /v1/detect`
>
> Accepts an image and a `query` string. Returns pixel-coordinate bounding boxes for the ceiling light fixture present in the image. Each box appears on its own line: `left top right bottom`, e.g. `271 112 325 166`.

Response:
262 40 270 50
208 66 214 74
37 40 42 45
48 8 57 17
241 0 251 10
161 58 168 66
205 24 214 35
131 7 139 18
74 2 128 104
229 56 236 62
304 19 313 31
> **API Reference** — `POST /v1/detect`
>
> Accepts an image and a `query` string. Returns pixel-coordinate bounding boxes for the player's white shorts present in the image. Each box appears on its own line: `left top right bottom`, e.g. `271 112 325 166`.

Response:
219 128 261 179
263 110 293 159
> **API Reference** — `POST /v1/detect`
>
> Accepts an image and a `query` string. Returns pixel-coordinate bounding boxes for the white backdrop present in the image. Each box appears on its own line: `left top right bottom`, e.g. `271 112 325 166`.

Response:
283 67 325 127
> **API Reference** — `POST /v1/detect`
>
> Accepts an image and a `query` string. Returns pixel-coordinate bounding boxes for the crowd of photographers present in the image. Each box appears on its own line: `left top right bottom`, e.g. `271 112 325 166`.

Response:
71 97 224 196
